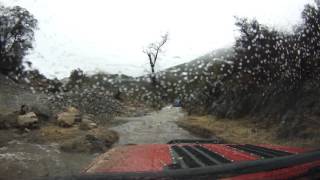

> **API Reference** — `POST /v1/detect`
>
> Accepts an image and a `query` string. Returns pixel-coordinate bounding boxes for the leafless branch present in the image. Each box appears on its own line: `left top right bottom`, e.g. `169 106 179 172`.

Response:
143 32 169 80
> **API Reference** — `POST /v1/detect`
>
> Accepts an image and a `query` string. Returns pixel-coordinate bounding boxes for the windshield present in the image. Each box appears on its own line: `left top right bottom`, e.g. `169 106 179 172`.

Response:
0 0 320 180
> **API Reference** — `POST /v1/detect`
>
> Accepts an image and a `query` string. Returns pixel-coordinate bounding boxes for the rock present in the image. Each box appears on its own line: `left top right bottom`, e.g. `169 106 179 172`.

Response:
57 113 75 127
67 107 81 123
59 129 119 153
60 135 94 153
19 105 31 115
17 112 39 129
60 131 118 153
84 134 106 152
80 114 97 130
23 128 31 133
66 107 80 114
95 130 119 148
79 119 97 130
56 107 81 127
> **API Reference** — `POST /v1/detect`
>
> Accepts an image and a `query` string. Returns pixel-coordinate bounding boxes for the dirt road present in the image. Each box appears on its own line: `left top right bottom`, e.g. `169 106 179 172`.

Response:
112 106 198 144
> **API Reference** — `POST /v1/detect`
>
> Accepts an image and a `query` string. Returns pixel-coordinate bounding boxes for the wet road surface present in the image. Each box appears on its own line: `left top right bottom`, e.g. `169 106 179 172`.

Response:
0 140 96 180
111 106 198 144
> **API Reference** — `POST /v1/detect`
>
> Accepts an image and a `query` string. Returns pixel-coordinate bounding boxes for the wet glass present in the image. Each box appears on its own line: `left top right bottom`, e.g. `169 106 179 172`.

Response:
0 0 319 179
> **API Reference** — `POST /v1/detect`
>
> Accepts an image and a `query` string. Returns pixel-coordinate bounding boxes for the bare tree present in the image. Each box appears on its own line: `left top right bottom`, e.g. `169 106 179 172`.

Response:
143 32 169 84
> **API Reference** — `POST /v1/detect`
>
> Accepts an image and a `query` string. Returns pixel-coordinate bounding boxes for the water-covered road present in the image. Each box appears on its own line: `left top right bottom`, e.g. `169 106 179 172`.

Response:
112 106 197 144
0 140 96 180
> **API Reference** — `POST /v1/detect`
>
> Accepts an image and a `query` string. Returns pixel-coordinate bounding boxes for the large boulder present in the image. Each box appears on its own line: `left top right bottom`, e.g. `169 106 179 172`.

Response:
56 107 81 127
17 112 39 129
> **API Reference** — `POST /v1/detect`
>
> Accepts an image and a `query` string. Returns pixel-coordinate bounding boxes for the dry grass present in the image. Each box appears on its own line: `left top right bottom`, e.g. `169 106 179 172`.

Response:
178 116 320 148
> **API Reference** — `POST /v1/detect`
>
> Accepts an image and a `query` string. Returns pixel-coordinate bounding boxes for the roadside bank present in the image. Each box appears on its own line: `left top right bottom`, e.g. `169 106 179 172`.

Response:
177 116 320 148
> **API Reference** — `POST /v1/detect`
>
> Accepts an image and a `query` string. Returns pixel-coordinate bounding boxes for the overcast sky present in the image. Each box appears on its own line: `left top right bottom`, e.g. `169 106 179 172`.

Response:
2 0 313 79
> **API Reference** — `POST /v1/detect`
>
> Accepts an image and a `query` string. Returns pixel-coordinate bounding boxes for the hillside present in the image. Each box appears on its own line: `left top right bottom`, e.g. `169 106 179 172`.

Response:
0 74 50 115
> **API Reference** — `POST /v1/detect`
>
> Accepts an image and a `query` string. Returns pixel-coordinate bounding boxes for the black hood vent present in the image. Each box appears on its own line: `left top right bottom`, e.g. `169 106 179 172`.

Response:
227 144 293 159
168 145 231 169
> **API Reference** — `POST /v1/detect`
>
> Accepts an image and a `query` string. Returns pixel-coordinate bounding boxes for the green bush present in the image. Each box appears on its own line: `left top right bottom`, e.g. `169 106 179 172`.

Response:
0 5 37 75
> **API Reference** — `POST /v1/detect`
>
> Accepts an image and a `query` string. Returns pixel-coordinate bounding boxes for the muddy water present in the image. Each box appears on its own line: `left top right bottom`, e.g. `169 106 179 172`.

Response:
112 106 198 144
0 140 96 180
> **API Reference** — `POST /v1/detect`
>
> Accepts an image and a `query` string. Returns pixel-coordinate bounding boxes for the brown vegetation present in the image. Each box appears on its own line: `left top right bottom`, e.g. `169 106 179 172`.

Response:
178 116 320 148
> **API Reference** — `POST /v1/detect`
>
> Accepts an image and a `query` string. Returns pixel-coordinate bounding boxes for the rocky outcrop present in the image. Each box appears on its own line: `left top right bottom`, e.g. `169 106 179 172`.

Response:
0 74 52 113
0 73 124 127
48 88 123 118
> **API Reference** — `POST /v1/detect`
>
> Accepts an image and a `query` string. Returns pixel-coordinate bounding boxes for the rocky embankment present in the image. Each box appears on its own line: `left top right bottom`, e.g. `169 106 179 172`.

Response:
0 105 119 180
0 74 121 180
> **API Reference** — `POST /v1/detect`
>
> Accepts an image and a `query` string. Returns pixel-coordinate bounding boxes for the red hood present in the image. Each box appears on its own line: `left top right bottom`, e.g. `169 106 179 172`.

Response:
83 144 320 180
85 144 173 173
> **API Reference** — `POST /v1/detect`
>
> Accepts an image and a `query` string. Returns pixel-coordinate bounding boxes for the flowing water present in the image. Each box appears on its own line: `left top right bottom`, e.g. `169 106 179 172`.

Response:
0 140 96 180
112 106 198 145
